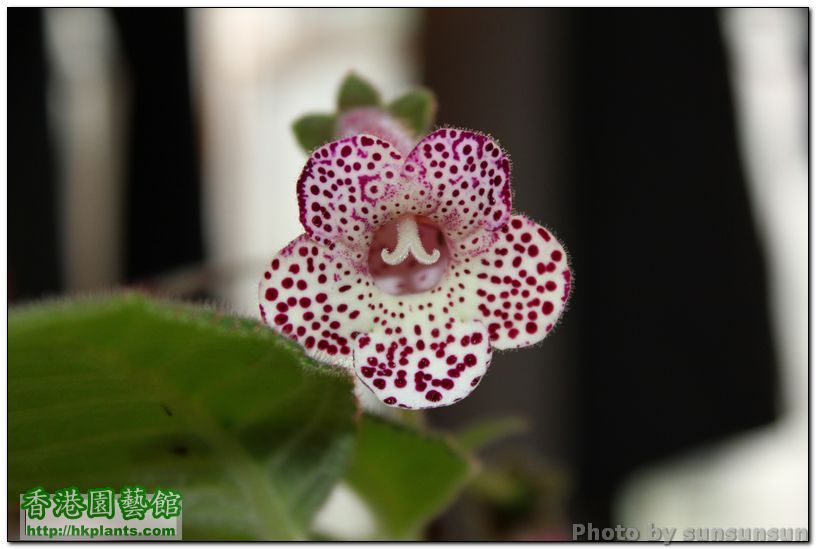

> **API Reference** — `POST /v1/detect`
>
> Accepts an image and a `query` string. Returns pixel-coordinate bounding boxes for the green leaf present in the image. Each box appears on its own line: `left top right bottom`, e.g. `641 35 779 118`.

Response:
8 294 358 540
337 72 381 111
292 114 336 153
456 416 528 452
388 88 437 136
344 414 473 540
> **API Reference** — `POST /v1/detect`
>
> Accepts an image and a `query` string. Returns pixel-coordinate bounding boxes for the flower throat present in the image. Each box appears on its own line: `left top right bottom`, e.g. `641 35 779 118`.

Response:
367 215 451 296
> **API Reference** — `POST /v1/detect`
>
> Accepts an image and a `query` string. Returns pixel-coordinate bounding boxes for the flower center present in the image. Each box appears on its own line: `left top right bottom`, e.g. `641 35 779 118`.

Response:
368 215 451 296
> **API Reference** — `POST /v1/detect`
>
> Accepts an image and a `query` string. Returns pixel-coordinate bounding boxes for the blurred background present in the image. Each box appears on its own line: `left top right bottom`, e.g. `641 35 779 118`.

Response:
9 7 807 540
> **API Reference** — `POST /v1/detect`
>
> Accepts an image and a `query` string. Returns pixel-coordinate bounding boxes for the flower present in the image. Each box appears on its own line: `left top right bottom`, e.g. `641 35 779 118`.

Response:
259 128 571 409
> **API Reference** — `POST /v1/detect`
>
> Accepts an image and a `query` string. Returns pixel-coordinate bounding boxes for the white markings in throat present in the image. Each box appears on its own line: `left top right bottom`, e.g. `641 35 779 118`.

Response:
380 215 441 266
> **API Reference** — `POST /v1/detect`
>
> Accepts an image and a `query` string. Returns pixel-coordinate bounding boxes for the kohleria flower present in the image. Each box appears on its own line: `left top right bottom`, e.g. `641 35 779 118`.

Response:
259 128 571 409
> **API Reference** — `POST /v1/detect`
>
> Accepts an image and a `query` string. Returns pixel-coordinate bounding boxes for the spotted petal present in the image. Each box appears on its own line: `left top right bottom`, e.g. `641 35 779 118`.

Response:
258 235 372 368
296 135 434 261
460 215 571 349
354 319 492 409
402 129 512 259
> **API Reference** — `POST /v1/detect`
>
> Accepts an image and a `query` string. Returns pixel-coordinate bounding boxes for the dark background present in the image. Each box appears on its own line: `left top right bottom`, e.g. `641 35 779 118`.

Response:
9 7 805 540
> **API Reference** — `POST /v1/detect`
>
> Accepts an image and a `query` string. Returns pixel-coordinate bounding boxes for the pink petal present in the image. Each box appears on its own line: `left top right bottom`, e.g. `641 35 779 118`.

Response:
296 135 433 260
336 107 416 158
402 128 512 259
354 319 492 409
258 234 372 368
460 215 572 349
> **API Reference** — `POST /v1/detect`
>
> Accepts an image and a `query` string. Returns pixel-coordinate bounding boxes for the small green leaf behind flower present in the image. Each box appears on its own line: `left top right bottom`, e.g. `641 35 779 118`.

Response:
388 89 437 137
337 72 381 111
293 114 337 153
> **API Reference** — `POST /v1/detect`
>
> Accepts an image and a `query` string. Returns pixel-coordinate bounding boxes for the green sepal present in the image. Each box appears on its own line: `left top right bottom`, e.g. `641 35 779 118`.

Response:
388 88 437 136
337 72 381 111
292 114 337 153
